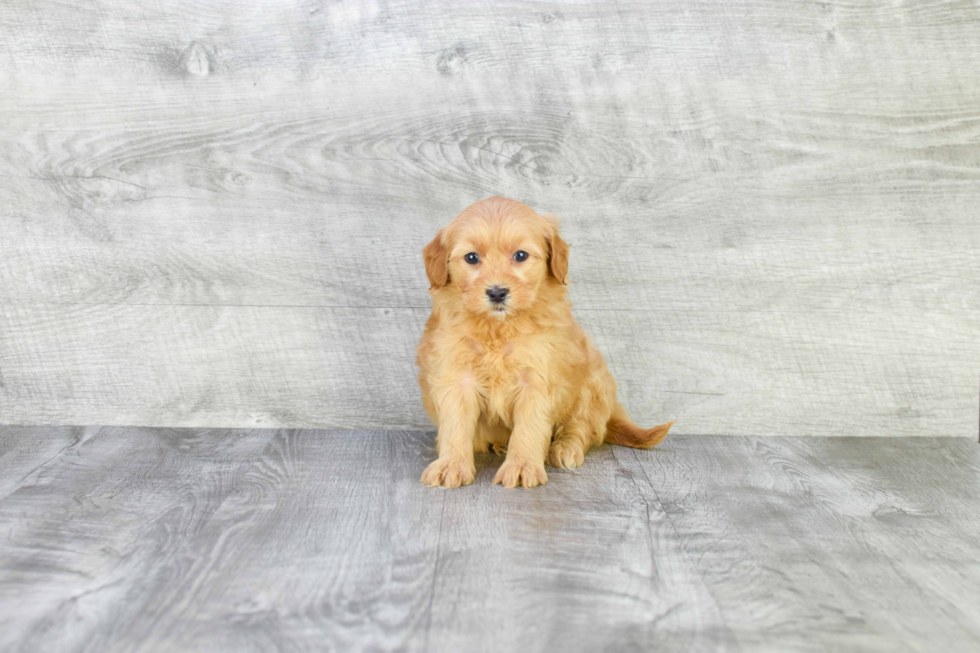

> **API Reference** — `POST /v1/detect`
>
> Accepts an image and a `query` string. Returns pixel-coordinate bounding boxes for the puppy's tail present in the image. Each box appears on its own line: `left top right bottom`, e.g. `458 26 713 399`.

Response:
604 403 675 449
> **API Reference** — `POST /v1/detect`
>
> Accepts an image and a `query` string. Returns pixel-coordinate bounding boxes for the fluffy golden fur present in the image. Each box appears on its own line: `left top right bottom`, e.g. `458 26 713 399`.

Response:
416 197 674 489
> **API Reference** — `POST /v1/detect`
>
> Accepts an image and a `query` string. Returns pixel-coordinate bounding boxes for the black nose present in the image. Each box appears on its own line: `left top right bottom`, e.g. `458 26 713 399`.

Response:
486 286 509 304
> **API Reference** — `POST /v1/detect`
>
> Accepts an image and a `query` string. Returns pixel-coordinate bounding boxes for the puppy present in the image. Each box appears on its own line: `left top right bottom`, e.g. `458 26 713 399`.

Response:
416 197 675 488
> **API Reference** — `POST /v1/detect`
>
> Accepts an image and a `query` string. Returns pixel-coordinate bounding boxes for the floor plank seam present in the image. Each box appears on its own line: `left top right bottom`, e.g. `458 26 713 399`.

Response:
11 428 91 491
626 447 742 651
421 490 448 653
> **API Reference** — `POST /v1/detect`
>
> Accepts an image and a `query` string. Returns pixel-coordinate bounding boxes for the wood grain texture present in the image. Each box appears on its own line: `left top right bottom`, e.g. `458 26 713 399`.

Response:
0 425 279 653
425 444 732 652
618 435 980 651
121 429 444 653
0 426 83 500
2 300 976 436
0 304 426 429
1 0 979 434
1 427 979 652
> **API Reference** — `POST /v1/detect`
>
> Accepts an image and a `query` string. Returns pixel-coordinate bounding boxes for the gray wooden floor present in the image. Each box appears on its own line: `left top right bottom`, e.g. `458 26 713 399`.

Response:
1 427 978 652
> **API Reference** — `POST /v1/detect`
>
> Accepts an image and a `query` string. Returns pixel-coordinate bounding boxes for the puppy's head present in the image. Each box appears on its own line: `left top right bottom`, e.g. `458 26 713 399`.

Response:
423 196 569 320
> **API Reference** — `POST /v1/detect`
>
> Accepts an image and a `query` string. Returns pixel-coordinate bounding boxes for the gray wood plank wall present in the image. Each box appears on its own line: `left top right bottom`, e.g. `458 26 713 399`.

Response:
1 0 978 435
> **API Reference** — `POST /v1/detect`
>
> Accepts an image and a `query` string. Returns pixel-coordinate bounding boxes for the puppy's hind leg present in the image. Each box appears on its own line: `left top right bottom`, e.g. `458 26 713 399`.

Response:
474 418 510 456
548 420 590 469
549 376 611 469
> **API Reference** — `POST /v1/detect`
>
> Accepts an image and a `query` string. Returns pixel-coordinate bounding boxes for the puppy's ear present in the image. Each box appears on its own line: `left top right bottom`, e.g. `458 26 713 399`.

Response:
423 228 450 289
543 216 570 286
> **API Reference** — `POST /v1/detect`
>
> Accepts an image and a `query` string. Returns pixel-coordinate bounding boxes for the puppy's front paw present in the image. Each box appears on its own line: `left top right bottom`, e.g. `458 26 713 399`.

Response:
548 441 585 469
493 458 548 488
421 458 476 488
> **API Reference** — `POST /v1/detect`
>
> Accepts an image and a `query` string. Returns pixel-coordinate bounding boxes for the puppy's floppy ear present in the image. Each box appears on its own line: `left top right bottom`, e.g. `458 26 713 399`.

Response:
542 214 570 286
423 228 450 289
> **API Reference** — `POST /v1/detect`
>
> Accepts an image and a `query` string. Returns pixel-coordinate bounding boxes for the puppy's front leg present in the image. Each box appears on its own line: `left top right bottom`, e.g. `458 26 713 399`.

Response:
421 376 480 488
493 377 551 489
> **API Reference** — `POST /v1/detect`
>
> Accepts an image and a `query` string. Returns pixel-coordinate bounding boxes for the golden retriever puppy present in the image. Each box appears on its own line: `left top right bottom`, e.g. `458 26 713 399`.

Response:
417 196 675 489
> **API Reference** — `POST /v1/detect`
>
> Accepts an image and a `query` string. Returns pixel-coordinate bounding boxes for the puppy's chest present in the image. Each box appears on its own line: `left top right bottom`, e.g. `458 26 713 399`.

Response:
464 337 521 386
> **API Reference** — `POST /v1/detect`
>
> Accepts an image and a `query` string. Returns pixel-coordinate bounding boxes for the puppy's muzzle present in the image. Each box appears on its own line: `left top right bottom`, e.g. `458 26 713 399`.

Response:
486 286 509 304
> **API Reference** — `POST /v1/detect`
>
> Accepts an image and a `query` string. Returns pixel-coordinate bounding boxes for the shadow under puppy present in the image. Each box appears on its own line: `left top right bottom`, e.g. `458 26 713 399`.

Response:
417 197 675 488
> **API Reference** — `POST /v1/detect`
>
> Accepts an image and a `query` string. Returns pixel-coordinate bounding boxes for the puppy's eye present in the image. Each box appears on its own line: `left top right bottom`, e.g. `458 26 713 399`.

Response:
513 250 529 263
464 252 479 265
